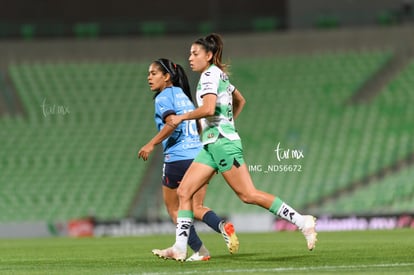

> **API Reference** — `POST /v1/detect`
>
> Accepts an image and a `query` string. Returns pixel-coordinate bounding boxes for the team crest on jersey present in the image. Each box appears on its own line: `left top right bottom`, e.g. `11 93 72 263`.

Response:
208 133 214 138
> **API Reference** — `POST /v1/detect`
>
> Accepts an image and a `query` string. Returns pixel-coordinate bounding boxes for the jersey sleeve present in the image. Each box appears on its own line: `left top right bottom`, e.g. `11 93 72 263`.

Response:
199 68 220 98
155 92 176 122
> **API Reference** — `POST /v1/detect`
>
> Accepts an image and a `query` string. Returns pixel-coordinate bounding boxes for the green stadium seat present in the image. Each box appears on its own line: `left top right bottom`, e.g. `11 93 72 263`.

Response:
252 17 280 32
73 22 100 38
140 21 166 36
20 24 36 40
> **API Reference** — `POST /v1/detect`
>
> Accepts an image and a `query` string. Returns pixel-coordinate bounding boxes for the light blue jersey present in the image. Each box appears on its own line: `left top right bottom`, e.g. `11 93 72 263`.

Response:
154 86 202 162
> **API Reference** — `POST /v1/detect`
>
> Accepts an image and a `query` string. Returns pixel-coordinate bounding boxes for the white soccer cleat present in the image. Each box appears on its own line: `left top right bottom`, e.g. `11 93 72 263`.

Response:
219 221 239 254
186 251 211 262
301 215 318 251
152 246 187 262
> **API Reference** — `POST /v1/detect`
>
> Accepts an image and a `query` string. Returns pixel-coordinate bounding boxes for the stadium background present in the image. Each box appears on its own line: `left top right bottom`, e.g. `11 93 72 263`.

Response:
0 0 413 237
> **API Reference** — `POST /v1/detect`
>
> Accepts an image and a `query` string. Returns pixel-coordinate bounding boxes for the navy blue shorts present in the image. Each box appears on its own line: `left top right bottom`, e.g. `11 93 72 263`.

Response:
162 159 194 189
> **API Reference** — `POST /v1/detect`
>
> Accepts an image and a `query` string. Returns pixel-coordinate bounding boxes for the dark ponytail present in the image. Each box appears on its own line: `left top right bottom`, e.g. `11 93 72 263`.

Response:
194 33 228 74
155 58 193 101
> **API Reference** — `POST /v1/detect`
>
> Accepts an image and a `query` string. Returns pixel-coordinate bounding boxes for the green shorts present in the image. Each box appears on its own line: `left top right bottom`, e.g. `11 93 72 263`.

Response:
194 137 245 173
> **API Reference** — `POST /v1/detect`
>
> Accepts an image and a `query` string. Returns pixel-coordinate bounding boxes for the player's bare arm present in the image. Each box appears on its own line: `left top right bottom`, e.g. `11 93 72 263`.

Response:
232 88 246 120
170 94 217 125
138 115 177 161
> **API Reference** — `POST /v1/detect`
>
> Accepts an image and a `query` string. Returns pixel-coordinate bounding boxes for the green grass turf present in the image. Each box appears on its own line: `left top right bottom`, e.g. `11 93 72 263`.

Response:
0 229 413 274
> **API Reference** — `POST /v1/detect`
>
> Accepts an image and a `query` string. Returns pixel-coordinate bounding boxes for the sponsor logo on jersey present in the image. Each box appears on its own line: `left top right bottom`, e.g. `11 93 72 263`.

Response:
220 72 229 81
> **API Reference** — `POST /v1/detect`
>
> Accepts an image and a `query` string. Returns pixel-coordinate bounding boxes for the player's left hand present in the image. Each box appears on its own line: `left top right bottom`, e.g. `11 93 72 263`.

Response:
138 143 154 161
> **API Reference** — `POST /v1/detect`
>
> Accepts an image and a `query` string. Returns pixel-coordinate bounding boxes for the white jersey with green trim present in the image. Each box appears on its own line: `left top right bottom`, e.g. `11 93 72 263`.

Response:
196 64 240 145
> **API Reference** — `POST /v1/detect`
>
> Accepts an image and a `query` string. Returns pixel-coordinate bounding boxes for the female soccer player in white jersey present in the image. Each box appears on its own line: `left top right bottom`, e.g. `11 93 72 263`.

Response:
138 58 239 261
152 34 318 261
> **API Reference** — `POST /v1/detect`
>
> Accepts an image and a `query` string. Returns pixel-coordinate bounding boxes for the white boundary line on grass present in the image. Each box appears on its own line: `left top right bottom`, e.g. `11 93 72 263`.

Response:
137 262 414 275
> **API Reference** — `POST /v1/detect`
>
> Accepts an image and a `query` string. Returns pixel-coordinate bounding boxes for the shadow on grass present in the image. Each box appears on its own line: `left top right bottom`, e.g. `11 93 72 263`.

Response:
212 252 312 262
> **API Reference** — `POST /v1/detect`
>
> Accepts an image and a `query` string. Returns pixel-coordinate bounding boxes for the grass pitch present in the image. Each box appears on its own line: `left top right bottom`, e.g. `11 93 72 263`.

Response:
0 229 413 274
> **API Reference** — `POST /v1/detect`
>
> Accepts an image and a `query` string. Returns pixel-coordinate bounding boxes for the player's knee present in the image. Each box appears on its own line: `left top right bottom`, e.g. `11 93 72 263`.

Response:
176 185 191 201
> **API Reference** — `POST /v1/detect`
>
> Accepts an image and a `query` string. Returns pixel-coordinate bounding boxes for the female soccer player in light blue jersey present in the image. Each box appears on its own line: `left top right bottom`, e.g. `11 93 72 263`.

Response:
152 34 318 262
138 58 239 261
